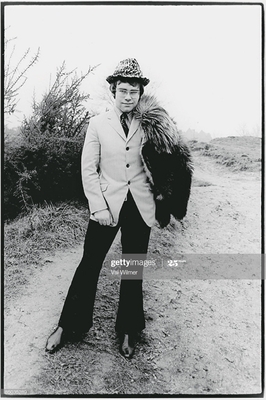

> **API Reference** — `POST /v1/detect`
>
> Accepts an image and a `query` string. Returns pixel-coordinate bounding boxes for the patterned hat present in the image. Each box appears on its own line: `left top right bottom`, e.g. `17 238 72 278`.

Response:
106 58 150 86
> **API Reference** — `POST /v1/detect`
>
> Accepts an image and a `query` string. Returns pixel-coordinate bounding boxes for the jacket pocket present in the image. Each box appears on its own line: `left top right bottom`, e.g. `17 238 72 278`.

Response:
100 183 108 192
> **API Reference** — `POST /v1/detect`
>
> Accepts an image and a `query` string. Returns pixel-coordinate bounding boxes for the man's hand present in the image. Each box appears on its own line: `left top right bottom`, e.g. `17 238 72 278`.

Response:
93 209 113 226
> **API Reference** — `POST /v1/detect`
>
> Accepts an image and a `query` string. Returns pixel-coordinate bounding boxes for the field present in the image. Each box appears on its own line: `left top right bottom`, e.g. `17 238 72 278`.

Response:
189 136 261 171
4 136 262 395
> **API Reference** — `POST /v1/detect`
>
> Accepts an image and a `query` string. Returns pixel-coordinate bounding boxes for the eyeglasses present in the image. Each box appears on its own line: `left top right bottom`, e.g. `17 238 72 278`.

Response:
116 89 140 98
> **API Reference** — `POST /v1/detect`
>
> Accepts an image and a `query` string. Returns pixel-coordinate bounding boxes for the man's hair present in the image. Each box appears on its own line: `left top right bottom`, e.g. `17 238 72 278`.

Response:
109 77 144 98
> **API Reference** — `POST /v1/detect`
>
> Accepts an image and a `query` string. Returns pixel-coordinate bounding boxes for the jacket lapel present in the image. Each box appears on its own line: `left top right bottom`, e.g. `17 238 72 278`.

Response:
107 109 126 141
106 109 140 142
127 117 140 141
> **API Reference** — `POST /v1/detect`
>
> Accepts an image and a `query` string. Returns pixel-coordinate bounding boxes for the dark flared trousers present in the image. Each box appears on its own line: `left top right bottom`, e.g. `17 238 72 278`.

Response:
58 191 151 334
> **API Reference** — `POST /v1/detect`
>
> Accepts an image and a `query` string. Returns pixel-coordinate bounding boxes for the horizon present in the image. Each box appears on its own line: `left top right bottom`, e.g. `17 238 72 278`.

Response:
4 123 261 142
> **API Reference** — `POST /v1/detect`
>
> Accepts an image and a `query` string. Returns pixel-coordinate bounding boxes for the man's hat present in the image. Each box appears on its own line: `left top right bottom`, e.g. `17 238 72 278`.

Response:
106 58 150 86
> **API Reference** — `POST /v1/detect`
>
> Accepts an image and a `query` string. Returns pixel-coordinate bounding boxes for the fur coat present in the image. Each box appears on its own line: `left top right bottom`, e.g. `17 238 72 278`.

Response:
133 95 193 228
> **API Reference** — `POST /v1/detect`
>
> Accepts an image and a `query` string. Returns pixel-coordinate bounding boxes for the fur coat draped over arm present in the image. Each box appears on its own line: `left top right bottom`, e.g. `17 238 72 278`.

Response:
133 95 193 228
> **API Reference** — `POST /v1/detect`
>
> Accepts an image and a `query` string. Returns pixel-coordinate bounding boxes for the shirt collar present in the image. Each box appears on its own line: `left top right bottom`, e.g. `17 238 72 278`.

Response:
114 106 133 124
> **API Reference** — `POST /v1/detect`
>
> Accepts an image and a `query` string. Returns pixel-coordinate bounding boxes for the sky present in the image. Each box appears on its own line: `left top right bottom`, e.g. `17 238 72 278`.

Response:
4 3 262 137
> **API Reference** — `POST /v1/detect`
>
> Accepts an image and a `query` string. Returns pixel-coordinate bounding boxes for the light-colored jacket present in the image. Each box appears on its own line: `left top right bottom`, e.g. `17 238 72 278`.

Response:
81 108 156 227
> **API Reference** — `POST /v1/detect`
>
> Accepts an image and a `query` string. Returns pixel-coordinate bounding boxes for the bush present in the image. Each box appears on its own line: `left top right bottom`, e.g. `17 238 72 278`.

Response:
4 135 87 220
4 63 96 220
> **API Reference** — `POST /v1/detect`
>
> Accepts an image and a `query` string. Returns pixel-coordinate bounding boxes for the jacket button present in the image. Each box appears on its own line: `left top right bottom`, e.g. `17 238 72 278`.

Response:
126 164 130 168
128 181 130 185
126 146 129 151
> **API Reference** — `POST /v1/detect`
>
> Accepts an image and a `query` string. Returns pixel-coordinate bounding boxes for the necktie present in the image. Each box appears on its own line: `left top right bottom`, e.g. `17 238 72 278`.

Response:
120 113 129 137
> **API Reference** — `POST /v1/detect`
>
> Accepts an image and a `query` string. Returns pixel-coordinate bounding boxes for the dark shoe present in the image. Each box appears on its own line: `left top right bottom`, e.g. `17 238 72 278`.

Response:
45 326 64 354
45 326 87 354
120 333 137 359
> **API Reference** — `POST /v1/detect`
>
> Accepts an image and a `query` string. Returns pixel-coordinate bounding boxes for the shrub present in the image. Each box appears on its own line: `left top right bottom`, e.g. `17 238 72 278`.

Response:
4 63 97 220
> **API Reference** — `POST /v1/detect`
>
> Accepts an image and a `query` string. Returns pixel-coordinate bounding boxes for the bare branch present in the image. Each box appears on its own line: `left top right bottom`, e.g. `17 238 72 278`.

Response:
4 33 40 115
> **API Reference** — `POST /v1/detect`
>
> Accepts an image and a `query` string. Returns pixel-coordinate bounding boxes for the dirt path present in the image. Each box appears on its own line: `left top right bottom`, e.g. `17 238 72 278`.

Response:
4 154 262 395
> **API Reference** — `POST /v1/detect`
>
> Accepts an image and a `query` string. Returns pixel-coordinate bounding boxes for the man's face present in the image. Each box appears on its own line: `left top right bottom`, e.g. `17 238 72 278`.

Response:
115 81 141 113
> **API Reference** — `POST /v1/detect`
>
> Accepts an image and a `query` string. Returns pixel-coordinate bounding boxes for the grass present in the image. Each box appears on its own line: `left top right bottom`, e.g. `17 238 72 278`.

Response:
189 136 261 172
4 201 89 302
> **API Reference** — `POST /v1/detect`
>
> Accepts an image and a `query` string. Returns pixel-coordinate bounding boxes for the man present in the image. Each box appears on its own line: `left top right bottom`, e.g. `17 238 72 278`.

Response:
46 58 156 358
